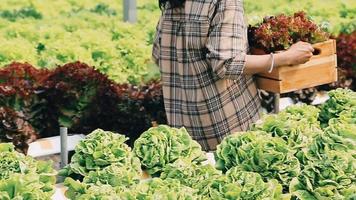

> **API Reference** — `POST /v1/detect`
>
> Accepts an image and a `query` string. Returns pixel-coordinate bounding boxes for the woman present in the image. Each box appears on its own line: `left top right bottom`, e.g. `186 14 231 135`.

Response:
153 0 314 151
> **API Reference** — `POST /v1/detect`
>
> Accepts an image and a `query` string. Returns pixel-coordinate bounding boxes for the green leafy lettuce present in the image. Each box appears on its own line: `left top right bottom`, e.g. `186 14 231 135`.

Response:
160 159 233 199
226 167 290 200
306 108 356 162
253 104 323 150
215 131 300 190
324 108 356 152
319 89 356 126
160 159 223 187
83 163 141 188
64 177 119 200
0 173 53 200
133 125 206 175
59 129 140 177
0 143 56 199
65 177 201 200
119 178 201 200
161 159 289 200
290 150 356 200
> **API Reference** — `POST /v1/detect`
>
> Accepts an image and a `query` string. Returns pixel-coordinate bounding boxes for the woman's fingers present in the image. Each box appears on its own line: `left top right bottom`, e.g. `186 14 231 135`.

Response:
284 41 316 65
304 43 314 52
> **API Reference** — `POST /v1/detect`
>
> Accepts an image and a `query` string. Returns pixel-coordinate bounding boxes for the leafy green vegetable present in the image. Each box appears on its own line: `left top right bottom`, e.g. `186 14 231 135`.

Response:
161 159 222 188
253 104 323 150
196 176 242 200
0 143 35 179
120 178 201 200
161 159 290 200
0 1 157 84
0 143 56 199
226 168 290 200
64 177 119 200
215 131 300 190
325 108 356 151
0 143 56 183
0 1 353 84
290 150 356 200
319 89 356 126
283 104 321 123
249 11 329 52
306 105 356 165
253 104 326 165
65 177 201 200
59 129 140 177
0 6 42 22
0 173 53 200
83 163 141 188
133 125 206 175
160 159 237 199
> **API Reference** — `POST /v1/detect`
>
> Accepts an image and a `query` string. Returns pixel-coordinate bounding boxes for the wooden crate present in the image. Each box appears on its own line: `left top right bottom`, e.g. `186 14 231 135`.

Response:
256 39 338 93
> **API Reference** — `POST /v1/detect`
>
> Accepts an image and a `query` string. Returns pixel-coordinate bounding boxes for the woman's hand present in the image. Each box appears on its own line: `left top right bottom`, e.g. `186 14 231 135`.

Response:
282 41 314 65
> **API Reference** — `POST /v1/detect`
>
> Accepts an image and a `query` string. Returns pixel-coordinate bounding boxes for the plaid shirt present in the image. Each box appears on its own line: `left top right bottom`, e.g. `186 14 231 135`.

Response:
153 0 261 151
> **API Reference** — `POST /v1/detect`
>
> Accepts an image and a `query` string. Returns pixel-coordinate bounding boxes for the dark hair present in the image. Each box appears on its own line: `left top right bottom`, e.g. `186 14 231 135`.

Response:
159 0 185 9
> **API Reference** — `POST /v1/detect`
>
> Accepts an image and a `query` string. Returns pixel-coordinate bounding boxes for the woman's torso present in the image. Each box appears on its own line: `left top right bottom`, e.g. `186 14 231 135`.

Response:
153 0 261 151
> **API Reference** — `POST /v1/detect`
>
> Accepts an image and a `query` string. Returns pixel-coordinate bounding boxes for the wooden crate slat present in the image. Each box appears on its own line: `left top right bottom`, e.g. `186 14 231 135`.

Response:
279 65 338 93
258 54 336 80
256 67 337 93
278 54 337 79
258 39 336 80
256 77 282 93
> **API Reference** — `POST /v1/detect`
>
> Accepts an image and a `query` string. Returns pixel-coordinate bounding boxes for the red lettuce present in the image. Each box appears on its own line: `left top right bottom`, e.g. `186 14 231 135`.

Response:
0 107 38 153
249 11 329 53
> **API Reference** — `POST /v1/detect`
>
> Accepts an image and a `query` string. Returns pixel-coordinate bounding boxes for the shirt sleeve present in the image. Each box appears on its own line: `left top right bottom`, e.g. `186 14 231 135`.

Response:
152 18 161 66
206 0 247 80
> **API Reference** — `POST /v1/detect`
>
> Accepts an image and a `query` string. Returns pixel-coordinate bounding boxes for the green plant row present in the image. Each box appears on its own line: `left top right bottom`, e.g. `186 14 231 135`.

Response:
0 88 354 199
59 89 355 200
0 0 354 84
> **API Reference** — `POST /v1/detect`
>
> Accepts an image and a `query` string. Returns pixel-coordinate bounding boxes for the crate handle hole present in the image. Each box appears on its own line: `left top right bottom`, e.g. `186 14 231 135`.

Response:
313 48 321 55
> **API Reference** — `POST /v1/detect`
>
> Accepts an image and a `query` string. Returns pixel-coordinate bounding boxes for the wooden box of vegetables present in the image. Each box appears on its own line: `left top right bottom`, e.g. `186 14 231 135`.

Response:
249 12 338 93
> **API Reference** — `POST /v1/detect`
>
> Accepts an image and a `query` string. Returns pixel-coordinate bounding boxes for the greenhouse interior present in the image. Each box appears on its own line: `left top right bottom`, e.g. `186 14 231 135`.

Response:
0 0 355 199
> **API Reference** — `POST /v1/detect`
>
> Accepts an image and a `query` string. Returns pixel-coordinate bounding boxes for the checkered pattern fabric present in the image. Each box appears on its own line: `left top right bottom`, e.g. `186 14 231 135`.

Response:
153 0 261 151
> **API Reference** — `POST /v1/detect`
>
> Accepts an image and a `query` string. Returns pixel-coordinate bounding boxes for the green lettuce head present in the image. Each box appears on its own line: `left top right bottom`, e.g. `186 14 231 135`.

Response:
226 168 290 200
0 172 55 199
160 159 230 198
253 104 323 150
307 108 356 162
325 108 356 151
319 88 356 126
133 125 206 175
0 143 56 194
215 131 300 189
59 129 139 177
290 150 356 200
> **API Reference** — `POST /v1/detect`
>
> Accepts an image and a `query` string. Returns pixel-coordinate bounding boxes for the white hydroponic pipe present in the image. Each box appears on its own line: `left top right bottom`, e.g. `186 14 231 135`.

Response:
124 0 137 23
